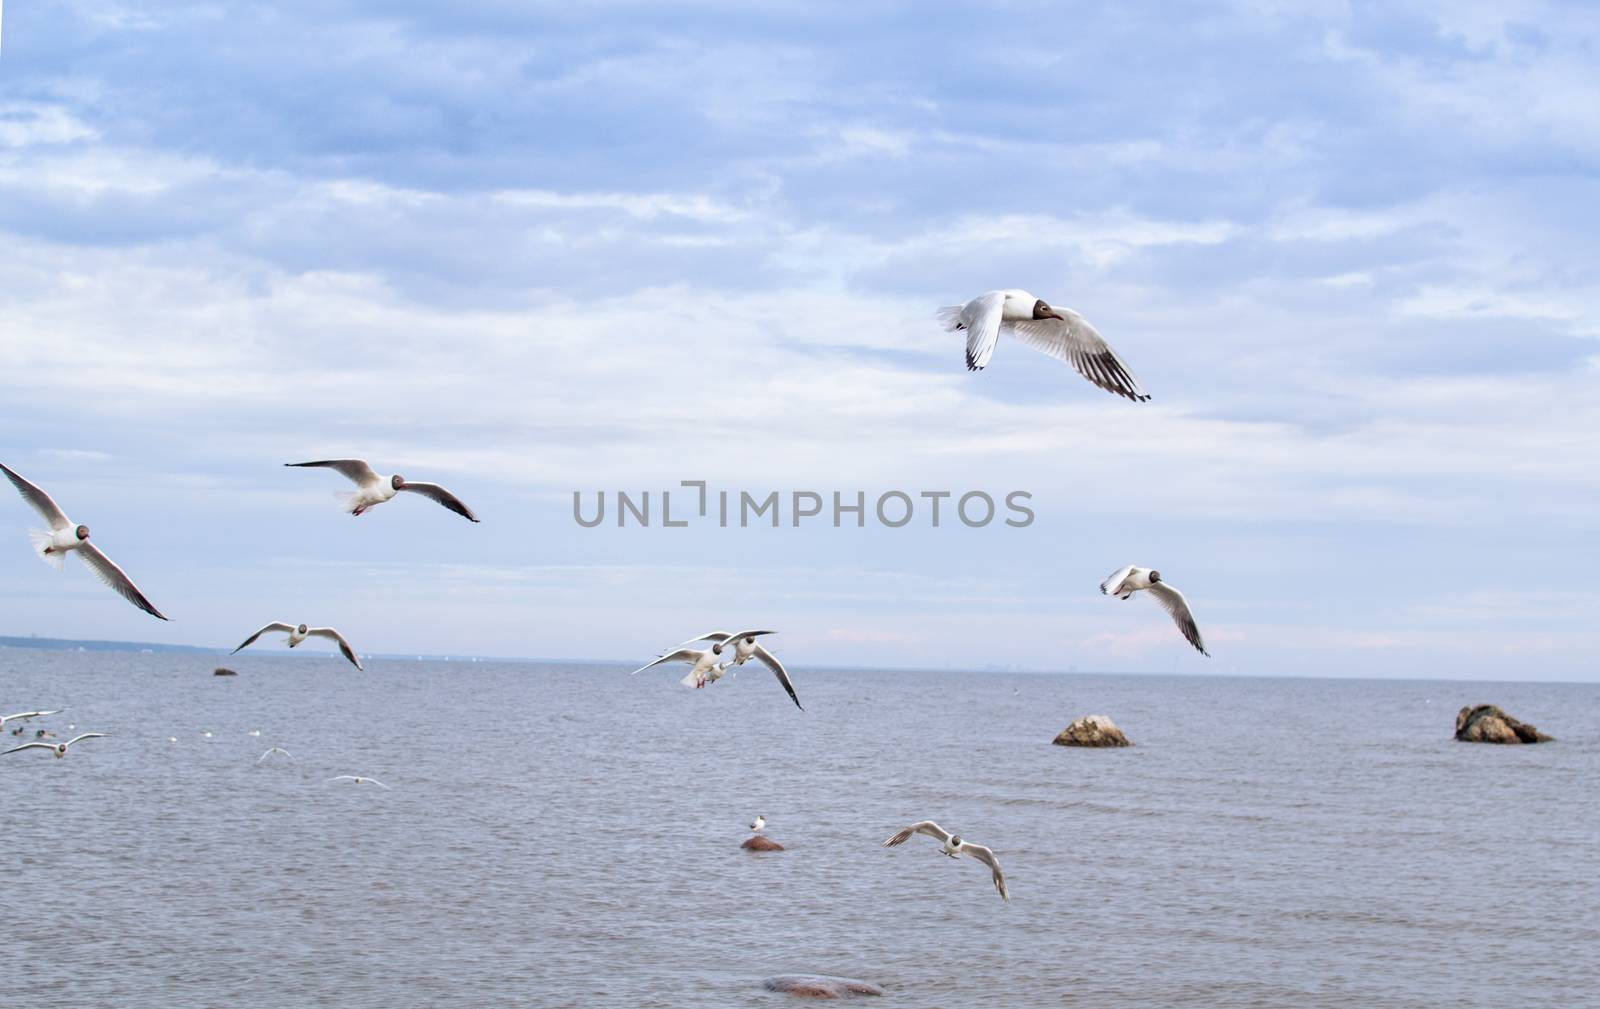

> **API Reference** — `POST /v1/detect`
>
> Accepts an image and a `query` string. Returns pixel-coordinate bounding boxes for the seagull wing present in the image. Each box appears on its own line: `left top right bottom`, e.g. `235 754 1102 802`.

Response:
2 742 57 755
882 820 952 847
2 709 63 723
751 644 802 711
961 843 1009 901
306 627 364 670
1100 565 1136 596
78 542 168 620
629 648 706 675
1005 310 1150 401
232 622 296 653
398 481 479 522
1148 581 1208 656
64 732 106 748
671 631 734 650
955 291 1005 371
285 459 381 488
327 775 359 783
0 462 73 530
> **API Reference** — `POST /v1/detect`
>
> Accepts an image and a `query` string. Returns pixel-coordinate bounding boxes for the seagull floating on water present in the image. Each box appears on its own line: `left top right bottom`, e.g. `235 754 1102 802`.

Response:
286 459 479 522
1 462 168 619
232 621 365 671
937 290 1149 401
676 630 803 709
0 709 62 730
1100 565 1208 656
257 747 294 764
750 815 766 832
327 775 390 789
882 820 1009 901
631 647 730 689
3 732 107 759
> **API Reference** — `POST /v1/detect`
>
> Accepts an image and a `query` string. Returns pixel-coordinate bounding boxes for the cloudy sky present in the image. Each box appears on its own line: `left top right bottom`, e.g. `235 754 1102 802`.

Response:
1 1 1596 679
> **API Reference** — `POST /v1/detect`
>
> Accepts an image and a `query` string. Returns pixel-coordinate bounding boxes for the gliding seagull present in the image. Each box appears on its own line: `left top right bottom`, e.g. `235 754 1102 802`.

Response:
4 732 107 759
1 462 168 619
937 290 1150 401
327 775 390 789
677 630 803 709
285 459 479 522
257 747 294 764
1100 565 1209 656
882 820 1009 901
232 621 365 670
631 647 729 689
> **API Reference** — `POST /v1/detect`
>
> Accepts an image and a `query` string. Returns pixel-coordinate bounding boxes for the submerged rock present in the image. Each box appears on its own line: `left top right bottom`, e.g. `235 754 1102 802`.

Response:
741 835 784 851
212 667 238 677
1455 705 1553 744
761 975 883 998
1053 714 1131 747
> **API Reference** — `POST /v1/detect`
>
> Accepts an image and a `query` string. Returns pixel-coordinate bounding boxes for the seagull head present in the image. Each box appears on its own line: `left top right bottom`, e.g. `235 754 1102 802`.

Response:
1149 570 1162 584
75 524 90 541
1031 299 1064 321
711 642 724 655
390 474 406 490
53 744 68 757
945 835 963 854
297 623 309 635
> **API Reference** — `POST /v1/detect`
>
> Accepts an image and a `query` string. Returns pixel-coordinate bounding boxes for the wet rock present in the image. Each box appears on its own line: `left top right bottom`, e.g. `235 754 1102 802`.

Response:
761 975 883 998
741 835 784 851
1052 714 1131 747
1455 704 1553 744
212 667 238 676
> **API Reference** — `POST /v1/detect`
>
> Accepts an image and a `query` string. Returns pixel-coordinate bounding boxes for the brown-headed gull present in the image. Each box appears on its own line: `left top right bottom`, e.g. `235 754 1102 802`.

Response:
4 732 107 759
1100 565 1208 655
286 459 479 522
232 621 364 671
327 775 390 789
1 462 168 619
257 747 294 764
937 289 1149 401
750 815 766 832
676 630 803 710
882 820 1009 901
630 647 730 689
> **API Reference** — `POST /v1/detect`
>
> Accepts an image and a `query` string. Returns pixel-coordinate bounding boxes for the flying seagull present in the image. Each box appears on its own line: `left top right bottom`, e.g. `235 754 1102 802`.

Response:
4 732 107 759
1100 565 1208 656
677 630 803 710
0 709 62 730
232 621 365 671
882 820 1009 901
327 775 390 789
1 462 168 619
631 647 729 689
285 459 479 522
257 747 294 764
936 289 1149 401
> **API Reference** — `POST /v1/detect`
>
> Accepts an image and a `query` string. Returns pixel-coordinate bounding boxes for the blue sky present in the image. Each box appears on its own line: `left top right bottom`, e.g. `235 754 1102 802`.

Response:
1 1 1596 679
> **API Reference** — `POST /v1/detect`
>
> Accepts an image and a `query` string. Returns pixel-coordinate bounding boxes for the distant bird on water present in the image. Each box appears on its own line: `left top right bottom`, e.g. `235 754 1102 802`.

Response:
3 732 107 759
327 775 390 789
675 630 803 709
630 647 729 689
0 709 62 731
285 459 479 522
936 290 1149 401
1100 565 1209 656
1 462 168 619
882 820 1009 901
750 814 766 833
232 621 365 671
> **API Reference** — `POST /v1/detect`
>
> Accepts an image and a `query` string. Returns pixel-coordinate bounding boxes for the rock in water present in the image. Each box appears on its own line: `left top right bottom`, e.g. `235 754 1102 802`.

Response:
762 975 883 998
1053 714 1132 747
213 667 238 677
741 835 785 851
1455 705 1553 744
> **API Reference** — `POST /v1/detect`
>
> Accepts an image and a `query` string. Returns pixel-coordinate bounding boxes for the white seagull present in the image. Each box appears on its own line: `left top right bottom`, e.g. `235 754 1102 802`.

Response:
286 459 479 522
232 621 365 671
750 815 766 833
257 747 294 764
676 630 803 710
0 709 62 730
630 647 729 689
882 820 1009 901
1 462 169 619
3 732 107 759
937 289 1150 401
327 775 390 789
1100 565 1209 656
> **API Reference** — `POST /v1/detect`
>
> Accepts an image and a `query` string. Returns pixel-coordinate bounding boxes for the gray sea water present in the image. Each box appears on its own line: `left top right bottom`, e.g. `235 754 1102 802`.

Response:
2 649 1596 1008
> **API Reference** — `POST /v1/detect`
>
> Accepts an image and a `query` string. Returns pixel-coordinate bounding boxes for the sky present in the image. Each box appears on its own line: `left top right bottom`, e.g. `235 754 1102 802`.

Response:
0 1 1597 680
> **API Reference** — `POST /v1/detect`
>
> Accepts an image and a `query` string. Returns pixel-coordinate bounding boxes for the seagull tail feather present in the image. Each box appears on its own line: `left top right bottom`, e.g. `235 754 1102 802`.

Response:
27 529 64 571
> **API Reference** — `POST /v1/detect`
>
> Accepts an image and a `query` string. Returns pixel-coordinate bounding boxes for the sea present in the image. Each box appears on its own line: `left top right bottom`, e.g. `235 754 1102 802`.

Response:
2 648 1596 1008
